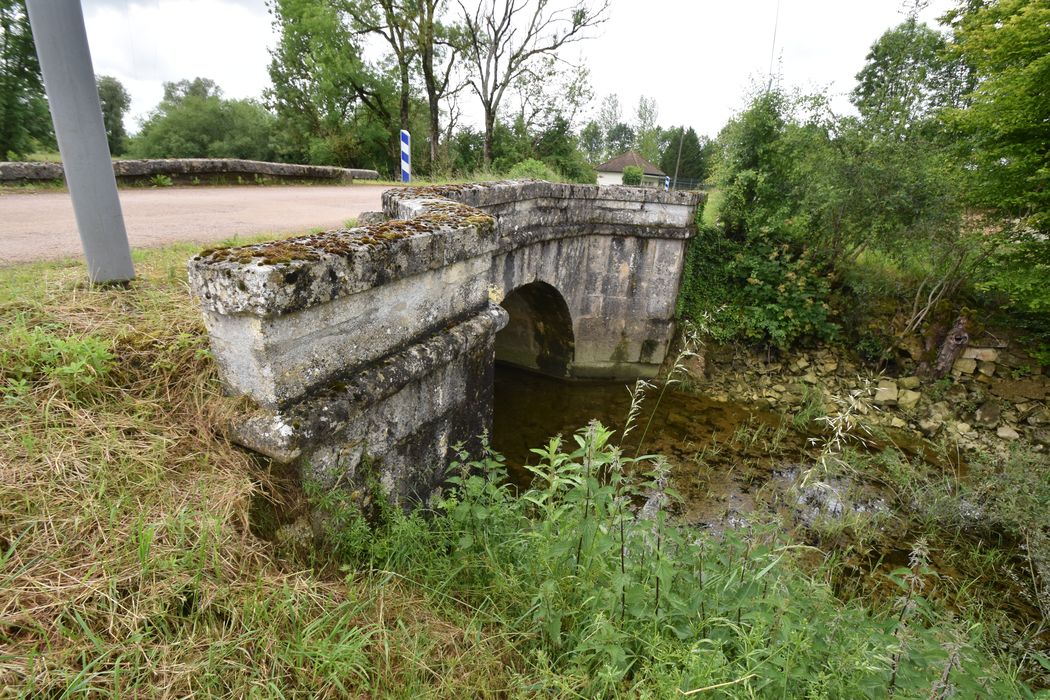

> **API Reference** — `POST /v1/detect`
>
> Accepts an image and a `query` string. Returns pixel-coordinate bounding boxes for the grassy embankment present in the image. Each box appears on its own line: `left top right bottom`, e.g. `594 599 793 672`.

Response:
0 239 1039 697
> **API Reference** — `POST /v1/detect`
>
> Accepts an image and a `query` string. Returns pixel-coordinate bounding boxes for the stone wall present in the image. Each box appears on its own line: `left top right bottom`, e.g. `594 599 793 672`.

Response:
187 180 700 503
0 158 378 184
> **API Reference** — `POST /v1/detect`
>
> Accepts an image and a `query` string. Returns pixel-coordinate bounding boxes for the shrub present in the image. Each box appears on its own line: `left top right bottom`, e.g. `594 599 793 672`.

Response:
506 158 561 181
621 165 643 186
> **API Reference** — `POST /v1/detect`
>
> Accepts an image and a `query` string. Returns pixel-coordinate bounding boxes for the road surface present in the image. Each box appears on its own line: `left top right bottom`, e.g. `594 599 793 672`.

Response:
0 184 390 265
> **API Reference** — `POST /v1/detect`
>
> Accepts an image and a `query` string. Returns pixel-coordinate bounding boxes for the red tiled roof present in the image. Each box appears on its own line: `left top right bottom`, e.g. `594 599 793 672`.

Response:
595 150 665 176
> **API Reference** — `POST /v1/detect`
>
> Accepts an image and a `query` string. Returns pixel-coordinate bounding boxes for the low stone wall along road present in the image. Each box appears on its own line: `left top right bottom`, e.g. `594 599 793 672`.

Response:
0 184 389 265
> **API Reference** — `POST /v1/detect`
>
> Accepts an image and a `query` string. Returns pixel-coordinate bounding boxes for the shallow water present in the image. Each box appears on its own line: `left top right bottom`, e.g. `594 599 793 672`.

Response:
492 363 803 527
492 362 1049 683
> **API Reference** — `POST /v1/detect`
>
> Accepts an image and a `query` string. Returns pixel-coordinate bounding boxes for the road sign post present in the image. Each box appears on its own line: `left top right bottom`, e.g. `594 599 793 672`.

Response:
25 0 134 284
400 130 411 183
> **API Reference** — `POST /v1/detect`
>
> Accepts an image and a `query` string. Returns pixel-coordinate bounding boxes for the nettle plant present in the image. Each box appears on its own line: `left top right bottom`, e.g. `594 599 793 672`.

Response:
435 423 1018 696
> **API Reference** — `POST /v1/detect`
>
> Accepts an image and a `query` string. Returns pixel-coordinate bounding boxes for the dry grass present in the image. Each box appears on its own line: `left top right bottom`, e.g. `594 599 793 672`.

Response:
0 245 517 698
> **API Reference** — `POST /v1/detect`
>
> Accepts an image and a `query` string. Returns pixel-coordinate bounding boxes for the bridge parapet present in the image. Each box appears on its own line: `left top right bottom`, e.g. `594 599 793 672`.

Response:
187 180 700 501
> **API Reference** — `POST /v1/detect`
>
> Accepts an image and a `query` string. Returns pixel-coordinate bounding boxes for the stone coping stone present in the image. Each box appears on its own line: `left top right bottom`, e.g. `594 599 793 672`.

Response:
188 180 698 318
0 158 378 183
231 302 508 462
189 200 499 317
383 180 702 210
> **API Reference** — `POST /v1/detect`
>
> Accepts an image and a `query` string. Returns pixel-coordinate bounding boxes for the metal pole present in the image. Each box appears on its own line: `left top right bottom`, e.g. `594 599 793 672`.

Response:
25 0 134 283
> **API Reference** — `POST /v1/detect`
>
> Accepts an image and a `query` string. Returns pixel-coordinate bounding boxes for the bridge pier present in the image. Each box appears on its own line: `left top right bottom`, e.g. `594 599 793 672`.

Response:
188 181 700 504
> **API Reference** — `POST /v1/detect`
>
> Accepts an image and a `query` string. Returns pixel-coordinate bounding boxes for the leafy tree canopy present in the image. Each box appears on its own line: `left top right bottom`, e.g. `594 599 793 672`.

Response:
945 0 1050 231
0 0 53 157
96 75 130 156
131 78 276 161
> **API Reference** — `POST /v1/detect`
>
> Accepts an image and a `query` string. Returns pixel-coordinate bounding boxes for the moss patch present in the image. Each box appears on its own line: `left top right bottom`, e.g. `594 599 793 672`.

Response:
197 199 495 268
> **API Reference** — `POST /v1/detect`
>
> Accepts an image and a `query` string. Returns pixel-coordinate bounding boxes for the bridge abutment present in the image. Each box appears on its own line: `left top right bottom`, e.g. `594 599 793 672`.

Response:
188 181 700 503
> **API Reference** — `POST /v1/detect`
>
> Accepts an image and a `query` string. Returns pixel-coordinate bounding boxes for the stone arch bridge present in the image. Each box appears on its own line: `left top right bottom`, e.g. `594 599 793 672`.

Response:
188 181 700 499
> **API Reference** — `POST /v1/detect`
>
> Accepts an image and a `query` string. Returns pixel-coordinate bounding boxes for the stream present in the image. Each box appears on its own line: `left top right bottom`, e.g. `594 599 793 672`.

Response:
492 363 1049 685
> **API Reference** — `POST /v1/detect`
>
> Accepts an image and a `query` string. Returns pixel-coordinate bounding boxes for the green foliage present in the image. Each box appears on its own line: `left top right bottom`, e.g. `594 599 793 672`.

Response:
852 17 972 137
605 122 634 156
579 120 603 163
267 0 398 170
621 165 642 186
677 222 837 349
506 158 560 181
0 0 54 158
945 0 1050 233
659 126 712 184
313 424 1024 697
0 317 115 403
633 95 660 163
131 78 277 161
96 75 131 156
727 242 837 349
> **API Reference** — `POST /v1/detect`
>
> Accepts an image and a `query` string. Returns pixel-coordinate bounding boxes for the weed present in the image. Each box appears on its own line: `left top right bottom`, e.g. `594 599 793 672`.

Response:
148 173 173 187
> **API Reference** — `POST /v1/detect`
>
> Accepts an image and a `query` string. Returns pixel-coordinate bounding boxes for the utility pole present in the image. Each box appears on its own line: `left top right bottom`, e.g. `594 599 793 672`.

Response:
671 127 685 191
26 0 135 284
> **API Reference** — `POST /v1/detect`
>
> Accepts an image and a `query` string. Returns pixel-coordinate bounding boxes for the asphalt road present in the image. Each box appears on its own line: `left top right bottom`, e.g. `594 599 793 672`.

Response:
0 184 391 265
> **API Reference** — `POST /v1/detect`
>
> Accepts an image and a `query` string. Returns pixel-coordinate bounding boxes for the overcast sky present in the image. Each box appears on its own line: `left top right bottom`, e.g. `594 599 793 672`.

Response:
81 0 955 139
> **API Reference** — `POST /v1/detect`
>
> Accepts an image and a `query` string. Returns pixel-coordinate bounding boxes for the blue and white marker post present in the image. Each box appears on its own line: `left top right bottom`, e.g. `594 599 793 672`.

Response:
664 175 670 192
400 130 411 183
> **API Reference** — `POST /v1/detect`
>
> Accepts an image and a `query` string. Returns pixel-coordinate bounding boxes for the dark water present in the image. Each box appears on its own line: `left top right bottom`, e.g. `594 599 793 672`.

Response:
492 363 801 526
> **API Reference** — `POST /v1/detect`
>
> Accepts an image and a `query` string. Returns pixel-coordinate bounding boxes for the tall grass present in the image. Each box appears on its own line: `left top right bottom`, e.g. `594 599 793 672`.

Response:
0 247 515 697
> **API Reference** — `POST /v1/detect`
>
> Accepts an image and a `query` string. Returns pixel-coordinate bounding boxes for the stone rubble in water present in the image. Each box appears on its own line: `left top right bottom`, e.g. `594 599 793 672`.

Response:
679 333 1047 453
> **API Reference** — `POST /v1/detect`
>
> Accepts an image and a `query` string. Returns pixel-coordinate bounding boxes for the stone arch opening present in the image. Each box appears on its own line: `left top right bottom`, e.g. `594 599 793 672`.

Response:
495 281 575 377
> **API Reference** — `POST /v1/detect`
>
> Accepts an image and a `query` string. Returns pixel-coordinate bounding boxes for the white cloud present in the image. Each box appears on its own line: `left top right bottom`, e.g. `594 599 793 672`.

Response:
80 0 955 139
83 0 275 132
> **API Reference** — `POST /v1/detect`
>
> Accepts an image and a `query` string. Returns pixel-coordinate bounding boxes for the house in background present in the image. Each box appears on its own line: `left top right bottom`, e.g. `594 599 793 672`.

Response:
595 150 666 188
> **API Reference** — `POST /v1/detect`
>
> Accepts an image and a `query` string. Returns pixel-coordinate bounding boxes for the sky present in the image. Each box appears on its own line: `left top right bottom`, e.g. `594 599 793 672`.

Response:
81 0 956 139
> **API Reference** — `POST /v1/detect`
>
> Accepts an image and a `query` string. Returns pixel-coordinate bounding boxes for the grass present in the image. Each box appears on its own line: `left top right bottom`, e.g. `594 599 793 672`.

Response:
0 245 518 697
0 242 1039 697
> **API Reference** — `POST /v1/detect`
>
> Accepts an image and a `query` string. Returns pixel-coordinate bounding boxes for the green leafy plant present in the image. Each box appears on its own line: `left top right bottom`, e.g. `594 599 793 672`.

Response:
621 165 643 186
149 173 174 187
506 158 560 181
0 319 115 402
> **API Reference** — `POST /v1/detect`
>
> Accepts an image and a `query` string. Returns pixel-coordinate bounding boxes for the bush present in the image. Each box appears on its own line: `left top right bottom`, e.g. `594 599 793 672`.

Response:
506 158 561 181
621 165 643 186
677 221 838 350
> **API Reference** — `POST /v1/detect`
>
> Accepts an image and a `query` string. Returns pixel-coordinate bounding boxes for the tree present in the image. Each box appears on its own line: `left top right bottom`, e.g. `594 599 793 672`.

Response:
596 93 620 148
659 126 711 184
579 120 602 163
945 0 1049 231
604 122 633 156
267 0 396 168
132 78 276 161
412 0 462 168
944 0 1050 315
163 77 222 103
96 75 130 155
851 17 971 139
507 54 593 135
633 95 660 163
457 0 608 166
341 0 417 138
0 0 53 157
